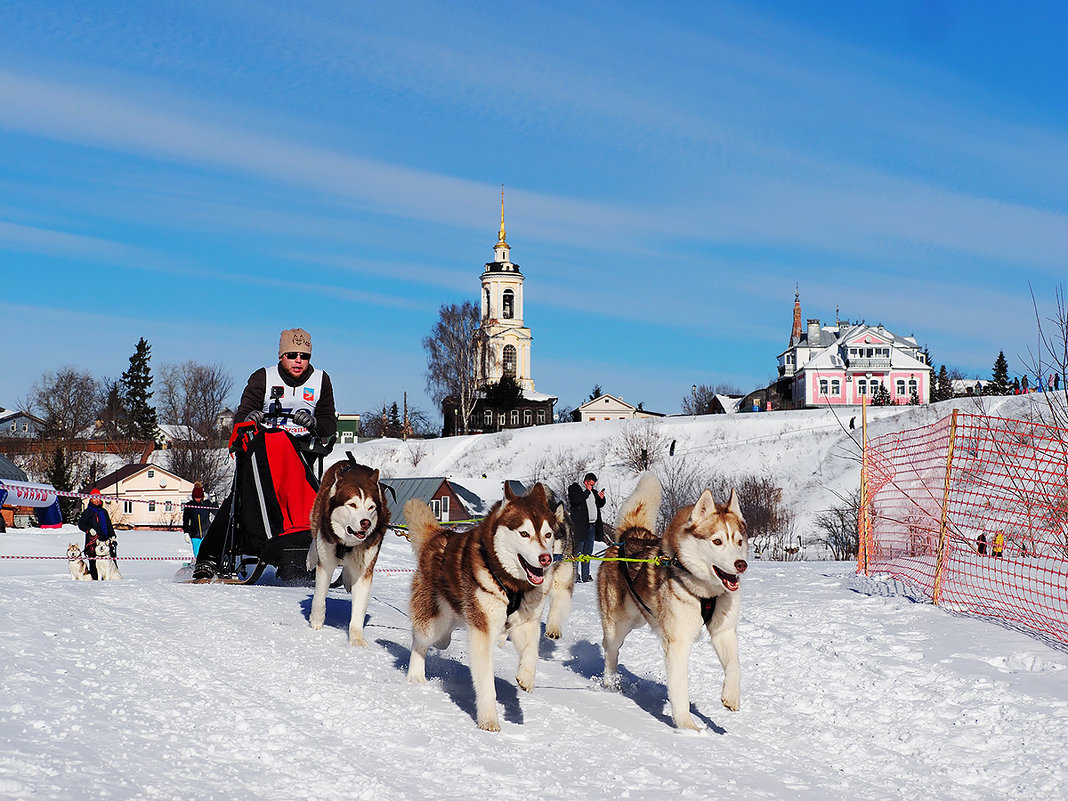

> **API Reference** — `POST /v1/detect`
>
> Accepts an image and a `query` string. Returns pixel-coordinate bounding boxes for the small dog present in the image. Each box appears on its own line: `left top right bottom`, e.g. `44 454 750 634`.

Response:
406 482 563 731
306 459 392 646
598 473 748 730
93 538 123 581
67 544 92 581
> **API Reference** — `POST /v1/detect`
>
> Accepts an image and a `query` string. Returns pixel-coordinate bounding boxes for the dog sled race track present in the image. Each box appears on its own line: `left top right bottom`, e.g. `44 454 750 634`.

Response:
3 525 1068 801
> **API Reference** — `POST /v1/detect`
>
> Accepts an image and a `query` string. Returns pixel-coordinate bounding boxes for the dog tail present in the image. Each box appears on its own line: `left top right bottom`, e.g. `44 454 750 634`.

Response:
404 499 440 553
618 472 661 533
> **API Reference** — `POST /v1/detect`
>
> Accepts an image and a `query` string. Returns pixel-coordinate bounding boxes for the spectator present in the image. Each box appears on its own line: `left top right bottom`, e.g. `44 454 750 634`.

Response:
78 488 117 580
568 472 605 583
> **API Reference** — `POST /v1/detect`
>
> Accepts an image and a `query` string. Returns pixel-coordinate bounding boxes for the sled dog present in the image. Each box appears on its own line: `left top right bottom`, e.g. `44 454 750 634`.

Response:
597 473 748 730
406 483 563 731
543 500 575 640
67 543 92 581
93 538 123 581
307 459 392 646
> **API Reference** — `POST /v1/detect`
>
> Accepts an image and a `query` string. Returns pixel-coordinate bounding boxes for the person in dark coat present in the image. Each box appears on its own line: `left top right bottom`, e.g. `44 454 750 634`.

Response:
568 472 605 583
182 482 215 557
977 531 987 556
78 488 117 580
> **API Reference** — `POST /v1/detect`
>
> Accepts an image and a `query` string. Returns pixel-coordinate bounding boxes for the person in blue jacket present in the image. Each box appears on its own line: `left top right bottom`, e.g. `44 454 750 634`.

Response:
78 488 117 580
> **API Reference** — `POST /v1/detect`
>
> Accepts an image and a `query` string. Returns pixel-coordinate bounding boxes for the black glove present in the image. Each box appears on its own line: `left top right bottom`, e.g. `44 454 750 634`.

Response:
245 409 264 424
292 409 316 432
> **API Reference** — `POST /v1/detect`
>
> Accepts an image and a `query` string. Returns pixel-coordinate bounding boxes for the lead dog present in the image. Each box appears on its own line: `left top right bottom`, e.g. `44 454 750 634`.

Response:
93 538 123 581
406 483 562 731
598 473 748 730
306 459 392 646
543 500 575 640
67 543 92 581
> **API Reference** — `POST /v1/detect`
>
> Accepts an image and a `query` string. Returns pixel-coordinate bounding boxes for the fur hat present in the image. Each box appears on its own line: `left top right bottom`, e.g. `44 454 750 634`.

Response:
278 328 312 358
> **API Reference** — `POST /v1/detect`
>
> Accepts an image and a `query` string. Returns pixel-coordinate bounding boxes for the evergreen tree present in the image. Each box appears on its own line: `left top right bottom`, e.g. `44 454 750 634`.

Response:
121 338 158 440
387 402 403 437
991 351 1011 395
932 365 953 402
44 446 77 522
871 384 893 406
908 389 920 405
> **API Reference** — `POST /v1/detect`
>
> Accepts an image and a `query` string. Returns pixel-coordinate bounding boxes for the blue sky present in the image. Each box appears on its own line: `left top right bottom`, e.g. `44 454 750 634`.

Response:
1 0 1065 420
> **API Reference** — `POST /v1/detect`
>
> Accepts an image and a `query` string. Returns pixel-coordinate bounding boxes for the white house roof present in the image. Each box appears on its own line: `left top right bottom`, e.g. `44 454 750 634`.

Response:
797 324 930 373
577 393 634 412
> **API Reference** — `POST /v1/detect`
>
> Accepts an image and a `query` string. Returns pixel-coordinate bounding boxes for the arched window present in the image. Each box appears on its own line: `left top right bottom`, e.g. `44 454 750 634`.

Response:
484 288 491 318
502 289 514 319
503 345 517 377
510 409 519 425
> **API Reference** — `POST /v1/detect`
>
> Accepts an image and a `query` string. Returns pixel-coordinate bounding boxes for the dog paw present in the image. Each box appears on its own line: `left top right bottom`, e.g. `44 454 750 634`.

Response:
310 619 324 631
721 695 741 711
602 672 621 691
674 715 700 731
349 633 368 647
477 718 501 732
544 626 561 640
407 673 427 685
516 675 534 693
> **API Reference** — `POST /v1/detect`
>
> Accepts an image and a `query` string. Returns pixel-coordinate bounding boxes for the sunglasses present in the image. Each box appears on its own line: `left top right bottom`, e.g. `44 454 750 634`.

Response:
283 352 311 360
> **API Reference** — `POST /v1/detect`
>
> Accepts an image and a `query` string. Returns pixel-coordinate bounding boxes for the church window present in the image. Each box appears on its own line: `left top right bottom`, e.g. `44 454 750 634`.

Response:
484 288 491 317
503 289 514 319
503 345 517 377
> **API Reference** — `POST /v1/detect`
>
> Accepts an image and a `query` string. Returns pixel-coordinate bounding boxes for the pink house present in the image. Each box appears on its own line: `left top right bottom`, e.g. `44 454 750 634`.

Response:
777 293 932 408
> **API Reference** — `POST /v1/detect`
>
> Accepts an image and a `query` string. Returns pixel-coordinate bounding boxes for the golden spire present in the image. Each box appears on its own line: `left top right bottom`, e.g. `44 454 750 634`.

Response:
497 185 508 248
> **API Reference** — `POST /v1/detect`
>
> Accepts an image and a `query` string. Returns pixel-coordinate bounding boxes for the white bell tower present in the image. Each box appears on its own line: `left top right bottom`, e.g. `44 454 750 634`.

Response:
477 188 534 391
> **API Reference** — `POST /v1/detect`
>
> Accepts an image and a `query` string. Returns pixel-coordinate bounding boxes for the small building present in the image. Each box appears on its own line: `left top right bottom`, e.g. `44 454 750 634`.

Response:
576 393 664 422
156 424 206 449
0 408 45 439
336 414 362 444
82 464 195 528
382 477 472 527
951 379 989 397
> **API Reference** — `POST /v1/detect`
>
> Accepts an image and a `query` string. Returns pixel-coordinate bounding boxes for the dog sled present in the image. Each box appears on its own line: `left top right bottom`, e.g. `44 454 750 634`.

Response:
179 411 334 585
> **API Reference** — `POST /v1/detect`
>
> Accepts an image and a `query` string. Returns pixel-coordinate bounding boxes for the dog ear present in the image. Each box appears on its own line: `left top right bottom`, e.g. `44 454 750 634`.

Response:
504 481 517 501
726 488 742 519
691 489 717 523
527 482 548 508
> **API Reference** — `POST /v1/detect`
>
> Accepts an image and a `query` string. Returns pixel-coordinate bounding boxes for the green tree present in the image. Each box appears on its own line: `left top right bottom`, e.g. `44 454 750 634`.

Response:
121 338 158 440
991 351 1011 395
871 384 893 406
932 365 953 402
44 446 77 523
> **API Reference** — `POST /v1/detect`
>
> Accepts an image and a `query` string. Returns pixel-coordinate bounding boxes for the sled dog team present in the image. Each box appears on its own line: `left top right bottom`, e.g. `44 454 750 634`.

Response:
308 463 748 732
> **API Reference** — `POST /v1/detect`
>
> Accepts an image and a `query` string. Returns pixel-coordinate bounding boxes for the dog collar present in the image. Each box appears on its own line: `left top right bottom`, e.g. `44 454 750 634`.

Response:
480 546 524 616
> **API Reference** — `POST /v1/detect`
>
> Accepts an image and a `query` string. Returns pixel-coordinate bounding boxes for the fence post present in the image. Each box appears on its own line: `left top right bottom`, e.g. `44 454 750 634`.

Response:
932 410 959 606
858 396 869 575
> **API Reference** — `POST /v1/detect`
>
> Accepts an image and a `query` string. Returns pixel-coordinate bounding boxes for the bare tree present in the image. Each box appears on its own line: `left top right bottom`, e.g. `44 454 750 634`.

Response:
423 301 489 435
614 420 669 472
681 383 726 415
23 367 100 441
813 488 861 561
654 455 704 531
157 361 233 495
1025 283 1068 428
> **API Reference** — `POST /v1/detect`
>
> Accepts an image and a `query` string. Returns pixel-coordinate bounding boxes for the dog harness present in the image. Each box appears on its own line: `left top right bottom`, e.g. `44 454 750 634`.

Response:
480 546 525 617
618 535 717 624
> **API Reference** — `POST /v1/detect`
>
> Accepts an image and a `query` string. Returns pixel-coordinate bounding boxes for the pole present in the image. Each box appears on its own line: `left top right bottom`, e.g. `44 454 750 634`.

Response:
932 410 959 606
858 395 869 574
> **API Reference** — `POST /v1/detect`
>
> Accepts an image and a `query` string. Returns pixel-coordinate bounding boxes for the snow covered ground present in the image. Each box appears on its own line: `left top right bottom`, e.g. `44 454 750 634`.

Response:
2 394 1066 800
1 526 1067 801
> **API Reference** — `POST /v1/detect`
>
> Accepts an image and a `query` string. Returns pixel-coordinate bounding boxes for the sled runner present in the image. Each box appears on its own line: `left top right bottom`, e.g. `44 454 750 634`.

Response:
179 410 334 585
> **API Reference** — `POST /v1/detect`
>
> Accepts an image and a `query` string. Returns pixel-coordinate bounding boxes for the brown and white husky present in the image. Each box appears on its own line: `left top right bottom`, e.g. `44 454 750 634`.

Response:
405 482 563 731
306 460 392 646
598 473 748 730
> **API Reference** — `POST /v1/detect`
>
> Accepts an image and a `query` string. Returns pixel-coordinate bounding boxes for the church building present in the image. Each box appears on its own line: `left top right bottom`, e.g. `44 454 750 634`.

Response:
441 194 557 436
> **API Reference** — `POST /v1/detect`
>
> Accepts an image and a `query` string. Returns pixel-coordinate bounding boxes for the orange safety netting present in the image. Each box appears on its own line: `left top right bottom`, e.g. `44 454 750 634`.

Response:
859 411 1068 643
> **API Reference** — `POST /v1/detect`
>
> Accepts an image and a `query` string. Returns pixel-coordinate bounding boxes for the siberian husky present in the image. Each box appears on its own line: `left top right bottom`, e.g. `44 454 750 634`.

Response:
93 538 123 581
542 500 575 640
597 473 748 730
406 483 562 731
306 459 392 646
67 543 92 581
